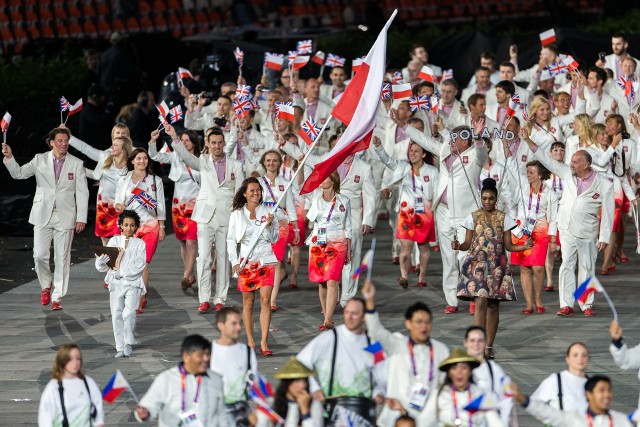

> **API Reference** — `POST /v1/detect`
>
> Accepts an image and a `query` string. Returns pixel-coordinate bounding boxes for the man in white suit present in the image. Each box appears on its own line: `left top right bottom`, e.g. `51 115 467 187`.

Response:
438 79 466 129
172 128 245 313
459 94 500 137
461 67 494 105
596 33 640 80
394 114 488 313
2 127 89 310
604 57 640 118
587 67 616 124
466 52 501 88
319 66 347 106
485 62 531 106
522 130 614 317
485 81 525 128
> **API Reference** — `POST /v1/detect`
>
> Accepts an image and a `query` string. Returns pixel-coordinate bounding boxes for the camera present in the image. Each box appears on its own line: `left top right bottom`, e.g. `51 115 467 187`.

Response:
213 117 227 127
620 131 631 139
202 91 214 100
599 52 606 63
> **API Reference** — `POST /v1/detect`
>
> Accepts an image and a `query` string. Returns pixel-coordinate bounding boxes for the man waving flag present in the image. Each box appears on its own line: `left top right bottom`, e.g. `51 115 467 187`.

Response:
300 10 398 194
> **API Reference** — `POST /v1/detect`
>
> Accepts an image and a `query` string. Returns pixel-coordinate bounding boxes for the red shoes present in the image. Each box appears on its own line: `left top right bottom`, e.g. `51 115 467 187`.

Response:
536 306 546 313
214 303 224 312
583 307 596 317
392 257 400 265
198 302 211 313
51 301 62 310
444 305 458 314
271 305 281 312
260 348 273 356
40 287 51 306
557 307 575 316
544 284 554 292
521 308 534 315
319 321 335 331
416 282 428 288
469 302 475 315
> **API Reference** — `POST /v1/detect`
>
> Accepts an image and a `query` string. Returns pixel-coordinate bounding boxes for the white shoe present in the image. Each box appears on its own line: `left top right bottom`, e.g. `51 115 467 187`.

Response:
124 345 133 357
115 351 125 358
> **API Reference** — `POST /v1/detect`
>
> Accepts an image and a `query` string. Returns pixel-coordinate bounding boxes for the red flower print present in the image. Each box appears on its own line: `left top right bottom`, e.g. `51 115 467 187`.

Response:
401 201 407 208
173 197 179 204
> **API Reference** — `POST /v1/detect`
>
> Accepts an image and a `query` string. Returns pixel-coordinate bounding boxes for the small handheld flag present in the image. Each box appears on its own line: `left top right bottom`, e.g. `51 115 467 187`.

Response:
132 188 158 211
363 341 385 364
102 370 138 403
352 248 374 280
430 92 441 114
234 47 244 68
391 70 403 84
297 39 313 55
563 55 579 72
547 61 568 77
574 275 617 320
68 99 83 116
265 53 284 71
236 84 252 98
418 66 435 82
441 69 454 82
312 51 326 66
169 105 183 124
539 29 556 46
60 97 70 112
249 373 283 423
392 83 412 100
1 111 11 132
381 83 392 100
177 67 193 80
291 55 310 71
275 102 295 122
299 116 321 146
325 53 346 68
409 95 431 112
156 101 169 119
233 96 253 118
464 393 499 415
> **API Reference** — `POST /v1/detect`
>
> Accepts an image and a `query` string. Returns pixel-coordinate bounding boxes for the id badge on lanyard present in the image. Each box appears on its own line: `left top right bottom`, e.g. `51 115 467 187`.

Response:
414 197 425 213
408 383 430 410
317 228 328 245
179 410 204 427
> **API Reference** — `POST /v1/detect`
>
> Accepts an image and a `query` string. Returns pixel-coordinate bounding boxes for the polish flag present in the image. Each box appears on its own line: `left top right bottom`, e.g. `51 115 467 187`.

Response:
312 51 325 65
68 99 83 116
156 101 169 118
418 65 435 82
291 55 310 70
539 29 556 46
265 53 284 71
301 10 398 194
563 55 579 72
275 102 295 122
507 95 520 117
352 56 365 74
177 67 193 80
392 83 412 100
0 111 11 132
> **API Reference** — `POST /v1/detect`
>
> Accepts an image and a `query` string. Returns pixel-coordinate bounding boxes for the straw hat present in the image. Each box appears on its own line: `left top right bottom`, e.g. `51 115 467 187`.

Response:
438 347 481 372
274 357 316 380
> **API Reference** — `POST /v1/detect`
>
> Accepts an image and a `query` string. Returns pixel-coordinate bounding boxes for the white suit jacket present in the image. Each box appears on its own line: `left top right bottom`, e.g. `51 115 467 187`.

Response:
462 114 501 137
485 85 532 106
460 84 493 105
532 147 614 243
592 91 617 124
485 102 525 127
405 126 488 217
604 53 640 80
4 151 89 229
438 99 466 130
604 79 640 118
524 399 631 427
174 143 244 225
226 204 279 266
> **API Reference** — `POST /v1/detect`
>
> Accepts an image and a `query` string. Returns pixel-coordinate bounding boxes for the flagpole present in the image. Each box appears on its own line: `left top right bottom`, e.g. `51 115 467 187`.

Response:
600 287 619 322
237 116 334 272
366 238 377 281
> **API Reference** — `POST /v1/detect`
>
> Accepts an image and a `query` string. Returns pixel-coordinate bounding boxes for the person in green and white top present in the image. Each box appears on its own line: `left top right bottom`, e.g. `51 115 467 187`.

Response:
211 307 258 427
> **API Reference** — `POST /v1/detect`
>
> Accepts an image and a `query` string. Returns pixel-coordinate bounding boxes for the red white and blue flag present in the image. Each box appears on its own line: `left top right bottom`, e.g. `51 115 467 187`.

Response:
430 92 441 113
441 69 454 82
234 47 244 67
233 96 253 118
574 275 604 304
297 39 313 54
102 370 132 403
249 373 283 423
132 188 158 211
547 61 568 76
507 94 520 117
1 111 11 132
363 341 385 365
381 83 392 100
325 53 346 68
464 393 499 415
301 10 398 194
618 75 635 99
409 95 430 112
249 97 260 111
391 70 403 84
352 248 374 280
60 97 70 111
169 105 183 124
299 116 321 146
236 84 252 98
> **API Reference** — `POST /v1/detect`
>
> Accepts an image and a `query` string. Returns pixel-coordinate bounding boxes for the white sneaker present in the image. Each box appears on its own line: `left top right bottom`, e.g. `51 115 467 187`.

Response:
124 344 133 357
115 351 125 358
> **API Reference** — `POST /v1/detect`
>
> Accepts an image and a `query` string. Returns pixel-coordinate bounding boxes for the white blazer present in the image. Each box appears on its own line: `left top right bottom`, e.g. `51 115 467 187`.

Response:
226 204 279 266
438 99 467 130
460 84 493 105
406 126 488 218
69 135 111 179
4 151 89 229
96 235 147 290
604 53 640 80
485 85 532 107
592 91 617 124
173 143 244 225
306 192 352 244
604 79 640 118
532 147 614 243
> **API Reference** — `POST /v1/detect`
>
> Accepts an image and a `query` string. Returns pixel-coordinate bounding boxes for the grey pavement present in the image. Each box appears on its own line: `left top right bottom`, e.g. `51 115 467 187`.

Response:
1 220 639 425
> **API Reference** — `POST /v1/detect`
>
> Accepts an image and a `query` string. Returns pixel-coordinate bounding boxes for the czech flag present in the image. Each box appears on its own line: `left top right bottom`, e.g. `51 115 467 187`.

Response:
539 29 556 46
574 275 604 304
363 341 385 364
300 10 398 194
352 248 373 280
464 393 499 415
102 370 131 403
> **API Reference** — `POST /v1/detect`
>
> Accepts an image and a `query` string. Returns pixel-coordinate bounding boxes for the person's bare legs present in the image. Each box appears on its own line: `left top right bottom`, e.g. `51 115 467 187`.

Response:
259 286 272 351
399 239 412 279
270 261 284 307
324 280 339 325
319 283 327 318
139 264 149 310
616 219 627 259
473 296 487 328
520 266 533 311
242 292 255 348
290 246 301 286
184 240 197 282
603 232 617 271
486 300 500 348
532 265 545 308
418 244 430 283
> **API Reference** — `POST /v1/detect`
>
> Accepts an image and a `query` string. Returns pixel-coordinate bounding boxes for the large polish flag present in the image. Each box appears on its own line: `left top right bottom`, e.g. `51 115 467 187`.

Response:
300 10 397 194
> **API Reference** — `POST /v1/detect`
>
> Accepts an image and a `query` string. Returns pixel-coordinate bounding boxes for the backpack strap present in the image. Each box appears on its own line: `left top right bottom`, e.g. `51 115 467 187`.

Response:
557 372 563 410
57 380 70 427
327 328 338 397
81 376 98 423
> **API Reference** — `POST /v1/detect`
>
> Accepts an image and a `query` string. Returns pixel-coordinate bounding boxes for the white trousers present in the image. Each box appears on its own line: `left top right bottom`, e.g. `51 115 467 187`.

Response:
341 207 364 306
33 211 74 302
436 206 467 307
110 285 142 351
385 185 401 258
558 229 596 310
196 216 229 304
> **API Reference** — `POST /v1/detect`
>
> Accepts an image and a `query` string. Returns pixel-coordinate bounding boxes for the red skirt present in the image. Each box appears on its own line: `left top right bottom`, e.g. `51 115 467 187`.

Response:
510 226 550 267
308 241 348 282
237 263 275 292
395 208 435 244
137 223 159 263
95 198 120 237
272 221 289 261
172 199 197 241
612 194 624 233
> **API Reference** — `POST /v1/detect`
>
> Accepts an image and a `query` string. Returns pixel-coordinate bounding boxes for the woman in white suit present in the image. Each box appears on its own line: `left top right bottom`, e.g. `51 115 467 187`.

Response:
67 123 132 245
227 177 277 356
115 148 166 314
148 126 201 290
525 90 585 149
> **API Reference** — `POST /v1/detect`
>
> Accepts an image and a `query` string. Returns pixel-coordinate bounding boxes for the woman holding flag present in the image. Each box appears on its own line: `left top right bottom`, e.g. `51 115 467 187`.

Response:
306 172 352 331
509 160 558 315
38 343 105 427
149 125 201 291
227 177 278 356
115 147 166 314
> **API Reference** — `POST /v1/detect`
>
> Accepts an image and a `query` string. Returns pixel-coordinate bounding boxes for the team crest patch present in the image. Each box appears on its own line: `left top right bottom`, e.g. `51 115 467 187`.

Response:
521 155 528 162
493 175 499 181
231 173 235 180
462 156 468 164
339 204 345 212
354 175 360 183
67 173 74 180
592 193 600 199
151 184 156 191
424 176 430 182
261 215 266 223
279 185 285 191
550 127 557 133
624 146 629 152
321 118 327 124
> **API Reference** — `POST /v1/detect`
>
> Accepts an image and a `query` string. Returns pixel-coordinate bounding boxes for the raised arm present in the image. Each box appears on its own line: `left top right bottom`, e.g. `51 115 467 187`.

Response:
2 145 37 179
362 280 405 353
147 130 173 164
523 128 571 179
69 135 105 162
372 135 399 170
172 138 201 170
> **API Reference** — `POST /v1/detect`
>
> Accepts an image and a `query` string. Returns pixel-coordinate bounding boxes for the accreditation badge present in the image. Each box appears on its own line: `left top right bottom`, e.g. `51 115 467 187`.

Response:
415 197 425 213
317 228 327 245
179 410 204 427
408 383 430 410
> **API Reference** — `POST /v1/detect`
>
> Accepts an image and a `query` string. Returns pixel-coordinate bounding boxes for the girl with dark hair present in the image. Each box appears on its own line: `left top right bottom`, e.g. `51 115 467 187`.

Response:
96 210 147 358
452 178 533 359
306 172 352 331
149 125 201 291
257 357 323 426
227 177 278 356
38 343 105 427
115 147 166 314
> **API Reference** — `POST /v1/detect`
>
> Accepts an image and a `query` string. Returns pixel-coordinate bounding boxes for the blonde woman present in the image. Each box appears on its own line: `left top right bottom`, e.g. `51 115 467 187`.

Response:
564 114 593 162
525 89 585 149
38 343 105 427
66 123 132 244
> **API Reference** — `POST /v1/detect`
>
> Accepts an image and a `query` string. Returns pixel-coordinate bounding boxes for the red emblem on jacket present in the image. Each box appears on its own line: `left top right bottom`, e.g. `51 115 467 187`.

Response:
462 156 468 164
354 175 360 183
68 173 74 180
423 176 430 182
592 193 600 199
339 204 345 212
231 173 235 180
279 185 285 191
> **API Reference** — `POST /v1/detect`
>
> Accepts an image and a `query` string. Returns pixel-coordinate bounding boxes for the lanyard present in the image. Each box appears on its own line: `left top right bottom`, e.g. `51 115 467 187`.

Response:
185 165 197 183
325 196 337 223
180 366 203 412
587 412 613 427
408 339 434 383
526 183 543 219
534 122 558 143
411 168 423 193
611 148 626 177
452 385 473 427
552 174 562 192
262 177 277 203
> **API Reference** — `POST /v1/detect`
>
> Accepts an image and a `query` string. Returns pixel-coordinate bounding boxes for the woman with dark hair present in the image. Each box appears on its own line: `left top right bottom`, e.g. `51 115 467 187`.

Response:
149 125 201 290
96 210 146 357
38 343 105 427
227 177 277 356
115 147 166 314
510 160 558 315
306 171 352 331
257 357 323 426
452 178 533 359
